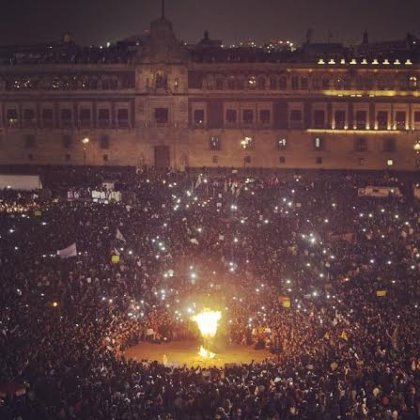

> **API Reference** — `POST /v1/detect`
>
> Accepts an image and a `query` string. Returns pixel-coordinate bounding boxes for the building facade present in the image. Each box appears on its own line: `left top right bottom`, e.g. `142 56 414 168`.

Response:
0 16 419 171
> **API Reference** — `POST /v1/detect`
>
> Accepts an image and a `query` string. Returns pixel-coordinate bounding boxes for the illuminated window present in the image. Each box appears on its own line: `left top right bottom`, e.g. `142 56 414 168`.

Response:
413 139 420 153
247 76 256 89
240 136 254 150
193 109 205 126
395 111 406 129
209 136 221 151
313 137 324 150
387 159 394 167
277 138 287 150
409 76 417 89
335 78 344 90
6 108 18 127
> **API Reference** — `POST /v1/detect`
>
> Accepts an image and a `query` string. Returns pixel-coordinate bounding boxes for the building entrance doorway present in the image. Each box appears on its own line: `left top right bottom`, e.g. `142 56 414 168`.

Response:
154 145 170 169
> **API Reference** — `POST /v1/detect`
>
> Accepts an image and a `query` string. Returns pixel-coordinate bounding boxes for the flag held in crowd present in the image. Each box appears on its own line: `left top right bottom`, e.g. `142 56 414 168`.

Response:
279 296 291 308
57 243 77 258
116 228 126 242
376 290 387 297
340 331 349 341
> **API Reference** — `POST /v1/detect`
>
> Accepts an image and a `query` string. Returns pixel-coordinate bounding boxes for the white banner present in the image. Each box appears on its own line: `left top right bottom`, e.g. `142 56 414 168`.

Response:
358 186 401 198
57 243 77 259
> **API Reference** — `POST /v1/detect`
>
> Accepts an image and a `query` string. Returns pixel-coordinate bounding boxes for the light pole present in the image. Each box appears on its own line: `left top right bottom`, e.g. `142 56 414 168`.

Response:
81 137 90 166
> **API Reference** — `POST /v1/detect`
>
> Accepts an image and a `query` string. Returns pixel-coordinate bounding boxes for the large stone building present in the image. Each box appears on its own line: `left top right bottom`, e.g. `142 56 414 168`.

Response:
0 12 420 171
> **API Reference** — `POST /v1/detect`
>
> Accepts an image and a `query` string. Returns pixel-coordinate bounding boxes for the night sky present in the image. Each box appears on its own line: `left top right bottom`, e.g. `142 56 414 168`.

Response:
0 0 419 47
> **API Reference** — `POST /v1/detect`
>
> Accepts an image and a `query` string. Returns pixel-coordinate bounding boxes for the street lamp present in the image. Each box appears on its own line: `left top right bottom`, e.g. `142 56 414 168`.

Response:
81 137 90 165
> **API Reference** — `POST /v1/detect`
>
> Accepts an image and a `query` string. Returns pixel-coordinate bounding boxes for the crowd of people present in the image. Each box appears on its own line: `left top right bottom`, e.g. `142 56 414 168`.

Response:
0 167 419 419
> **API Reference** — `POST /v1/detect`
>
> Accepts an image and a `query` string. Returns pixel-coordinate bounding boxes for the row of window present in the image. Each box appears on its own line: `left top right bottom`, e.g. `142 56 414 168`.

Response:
200 74 418 91
22 134 111 150
24 153 110 162
1 74 134 91
208 136 399 153
3 106 420 130
4 107 131 129
21 151 399 168
209 154 398 167
193 108 420 129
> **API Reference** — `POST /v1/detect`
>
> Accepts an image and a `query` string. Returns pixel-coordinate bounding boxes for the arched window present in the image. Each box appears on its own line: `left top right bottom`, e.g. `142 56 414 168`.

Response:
247 76 257 89
334 78 344 90
321 78 330 89
206 75 215 90
278 76 287 90
215 77 224 90
155 72 168 89
257 76 266 90
227 76 236 90
408 76 417 89
269 76 277 89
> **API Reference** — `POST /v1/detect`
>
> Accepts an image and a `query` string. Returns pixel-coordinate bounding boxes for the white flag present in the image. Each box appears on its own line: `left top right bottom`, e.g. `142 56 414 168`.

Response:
116 228 126 242
195 174 202 189
190 238 199 245
57 243 77 259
